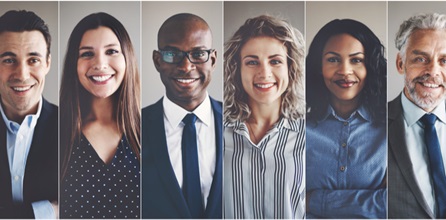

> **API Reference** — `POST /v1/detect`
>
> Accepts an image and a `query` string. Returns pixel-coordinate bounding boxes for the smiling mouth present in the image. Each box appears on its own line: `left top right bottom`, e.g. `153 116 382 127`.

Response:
89 75 114 83
335 79 358 88
419 82 441 88
174 78 200 84
11 85 34 92
254 83 276 89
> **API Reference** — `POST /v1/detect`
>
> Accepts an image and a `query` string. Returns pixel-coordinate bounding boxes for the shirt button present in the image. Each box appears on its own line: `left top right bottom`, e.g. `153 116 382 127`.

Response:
340 166 346 172
341 143 347 148
14 176 19 181
343 122 348 126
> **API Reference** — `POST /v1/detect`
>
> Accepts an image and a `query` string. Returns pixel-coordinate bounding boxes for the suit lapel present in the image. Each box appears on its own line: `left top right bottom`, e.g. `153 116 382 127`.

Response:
389 95 434 218
149 99 190 217
0 111 12 204
204 98 223 217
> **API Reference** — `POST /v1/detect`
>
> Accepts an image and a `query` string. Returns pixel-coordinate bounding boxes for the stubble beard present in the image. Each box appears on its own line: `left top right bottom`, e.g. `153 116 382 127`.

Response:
404 73 446 111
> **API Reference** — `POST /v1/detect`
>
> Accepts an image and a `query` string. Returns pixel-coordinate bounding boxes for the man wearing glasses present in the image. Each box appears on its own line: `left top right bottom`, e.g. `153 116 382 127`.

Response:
142 13 222 218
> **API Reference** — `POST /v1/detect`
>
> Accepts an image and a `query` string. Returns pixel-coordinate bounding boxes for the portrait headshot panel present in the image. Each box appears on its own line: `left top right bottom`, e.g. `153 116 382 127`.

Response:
59 1 141 218
0 1 58 105
306 1 387 219
142 1 223 107
388 1 446 101
224 1 305 219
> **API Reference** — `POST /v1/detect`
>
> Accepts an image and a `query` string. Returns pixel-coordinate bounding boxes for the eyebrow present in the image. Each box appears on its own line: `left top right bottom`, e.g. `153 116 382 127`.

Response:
324 51 364 56
242 54 285 60
160 45 208 51
410 50 446 58
0 51 43 58
79 43 120 51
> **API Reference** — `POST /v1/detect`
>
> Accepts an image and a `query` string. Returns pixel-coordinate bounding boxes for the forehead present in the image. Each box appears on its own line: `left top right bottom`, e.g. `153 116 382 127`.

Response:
406 29 446 53
323 34 364 53
0 30 47 54
80 26 120 47
240 36 287 56
159 24 212 50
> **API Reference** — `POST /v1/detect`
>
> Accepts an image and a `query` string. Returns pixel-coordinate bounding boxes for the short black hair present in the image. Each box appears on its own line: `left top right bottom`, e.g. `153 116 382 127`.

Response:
306 19 386 124
0 10 51 59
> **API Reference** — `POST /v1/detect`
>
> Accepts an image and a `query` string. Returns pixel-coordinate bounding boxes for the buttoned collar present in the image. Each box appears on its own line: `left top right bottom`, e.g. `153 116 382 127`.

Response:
319 104 371 123
0 96 42 133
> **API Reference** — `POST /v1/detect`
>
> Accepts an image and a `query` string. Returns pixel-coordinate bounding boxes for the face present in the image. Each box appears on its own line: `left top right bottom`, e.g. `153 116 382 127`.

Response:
322 34 367 105
153 23 216 109
77 26 126 99
0 31 50 118
397 29 446 112
240 36 288 107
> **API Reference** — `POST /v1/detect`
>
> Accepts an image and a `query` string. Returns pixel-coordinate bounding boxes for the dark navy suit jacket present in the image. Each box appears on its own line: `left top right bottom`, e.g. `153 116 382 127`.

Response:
142 97 222 218
0 98 58 218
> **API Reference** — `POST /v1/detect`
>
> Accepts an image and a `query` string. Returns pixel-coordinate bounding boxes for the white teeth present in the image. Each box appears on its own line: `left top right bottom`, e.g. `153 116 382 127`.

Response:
255 83 274 89
176 78 196 84
423 83 439 88
12 86 31 92
91 75 112 82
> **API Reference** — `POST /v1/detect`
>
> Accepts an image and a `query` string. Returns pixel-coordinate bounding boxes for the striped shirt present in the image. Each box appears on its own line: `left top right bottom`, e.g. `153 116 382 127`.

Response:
224 118 305 219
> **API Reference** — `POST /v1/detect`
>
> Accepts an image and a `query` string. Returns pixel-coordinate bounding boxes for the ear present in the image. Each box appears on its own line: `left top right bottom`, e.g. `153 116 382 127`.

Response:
396 53 404 75
153 50 161 71
45 54 51 75
210 50 217 70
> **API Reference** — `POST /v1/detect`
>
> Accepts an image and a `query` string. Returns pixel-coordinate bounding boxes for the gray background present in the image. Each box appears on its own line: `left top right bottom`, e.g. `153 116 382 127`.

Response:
0 1 58 105
142 1 223 107
60 1 141 100
224 1 305 42
388 1 446 101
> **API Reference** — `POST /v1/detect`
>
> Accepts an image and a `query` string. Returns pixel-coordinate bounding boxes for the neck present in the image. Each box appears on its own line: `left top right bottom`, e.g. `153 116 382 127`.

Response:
330 96 360 119
1 99 39 124
167 93 206 112
246 98 281 138
85 96 115 123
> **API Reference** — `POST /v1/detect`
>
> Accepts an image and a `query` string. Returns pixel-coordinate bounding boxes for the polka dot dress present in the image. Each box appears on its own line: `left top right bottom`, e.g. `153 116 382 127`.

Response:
61 135 140 218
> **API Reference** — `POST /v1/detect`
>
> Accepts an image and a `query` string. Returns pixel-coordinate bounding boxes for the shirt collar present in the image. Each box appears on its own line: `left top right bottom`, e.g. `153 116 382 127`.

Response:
0 96 43 133
163 93 212 128
319 104 371 123
402 92 446 126
229 117 299 135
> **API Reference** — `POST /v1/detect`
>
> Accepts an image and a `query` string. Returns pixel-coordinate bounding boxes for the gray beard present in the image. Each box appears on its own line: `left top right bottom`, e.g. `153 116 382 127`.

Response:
404 73 446 110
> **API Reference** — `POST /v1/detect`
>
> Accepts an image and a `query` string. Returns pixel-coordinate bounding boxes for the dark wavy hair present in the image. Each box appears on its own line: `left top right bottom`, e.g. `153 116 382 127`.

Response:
60 12 141 179
306 19 386 124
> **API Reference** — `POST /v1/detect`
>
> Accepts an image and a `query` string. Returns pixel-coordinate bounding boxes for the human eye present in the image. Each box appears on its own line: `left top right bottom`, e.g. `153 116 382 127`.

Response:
413 56 427 63
351 57 364 64
190 50 207 59
270 59 283 65
245 60 259 66
326 57 340 63
106 49 120 55
2 58 16 64
79 51 94 58
28 57 41 65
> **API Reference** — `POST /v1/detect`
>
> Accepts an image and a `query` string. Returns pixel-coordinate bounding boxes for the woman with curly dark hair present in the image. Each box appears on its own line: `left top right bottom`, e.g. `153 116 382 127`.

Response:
306 19 387 218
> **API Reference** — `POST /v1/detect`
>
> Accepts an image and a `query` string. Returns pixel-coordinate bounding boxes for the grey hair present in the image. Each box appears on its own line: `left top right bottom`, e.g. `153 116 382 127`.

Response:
395 13 446 59
224 15 305 123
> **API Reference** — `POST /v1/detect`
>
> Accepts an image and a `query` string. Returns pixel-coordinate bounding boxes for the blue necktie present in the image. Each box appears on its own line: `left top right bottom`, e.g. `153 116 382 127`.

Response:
421 114 446 218
182 114 204 218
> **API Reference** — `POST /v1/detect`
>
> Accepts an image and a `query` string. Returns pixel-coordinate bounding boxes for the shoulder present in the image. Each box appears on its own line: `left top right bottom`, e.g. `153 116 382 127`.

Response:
388 94 403 121
142 98 163 117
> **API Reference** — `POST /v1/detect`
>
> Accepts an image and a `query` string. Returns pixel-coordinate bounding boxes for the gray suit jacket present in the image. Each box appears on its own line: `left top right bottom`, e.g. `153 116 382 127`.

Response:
388 94 435 218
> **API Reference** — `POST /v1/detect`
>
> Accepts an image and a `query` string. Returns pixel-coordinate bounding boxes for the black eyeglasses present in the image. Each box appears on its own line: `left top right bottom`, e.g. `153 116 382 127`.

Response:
158 49 215 64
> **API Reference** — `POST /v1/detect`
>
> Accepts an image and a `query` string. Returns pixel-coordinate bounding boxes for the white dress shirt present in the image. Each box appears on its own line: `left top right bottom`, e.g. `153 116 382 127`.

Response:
163 94 216 208
0 97 55 218
401 93 446 216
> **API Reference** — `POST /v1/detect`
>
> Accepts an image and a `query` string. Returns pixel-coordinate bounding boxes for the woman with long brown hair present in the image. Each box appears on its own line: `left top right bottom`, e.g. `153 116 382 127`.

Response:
59 12 140 218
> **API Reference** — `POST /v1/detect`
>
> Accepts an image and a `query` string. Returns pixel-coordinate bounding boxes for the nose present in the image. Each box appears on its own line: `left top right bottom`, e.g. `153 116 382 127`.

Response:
177 56 195 73
257 62 272 79
14 61 31 81
426 60 441 77
337 61 353 75
93 54 107 70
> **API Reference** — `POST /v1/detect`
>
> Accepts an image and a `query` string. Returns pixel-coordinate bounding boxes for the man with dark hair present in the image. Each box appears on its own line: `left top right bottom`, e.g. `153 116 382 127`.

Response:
0 10 58 218
142 13 222 218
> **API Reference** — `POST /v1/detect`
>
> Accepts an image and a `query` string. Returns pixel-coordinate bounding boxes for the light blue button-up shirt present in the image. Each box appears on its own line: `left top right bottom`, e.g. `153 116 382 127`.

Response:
0 97 55 218
306 105 387 218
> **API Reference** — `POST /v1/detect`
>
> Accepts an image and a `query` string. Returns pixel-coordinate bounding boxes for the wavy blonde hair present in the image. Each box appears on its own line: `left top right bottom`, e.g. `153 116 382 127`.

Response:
224 15 305 123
